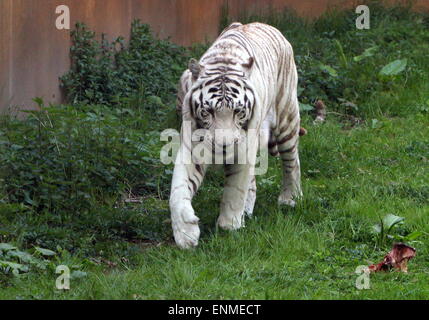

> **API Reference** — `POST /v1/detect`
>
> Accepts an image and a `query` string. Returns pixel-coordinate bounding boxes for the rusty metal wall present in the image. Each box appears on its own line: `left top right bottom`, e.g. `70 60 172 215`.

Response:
0 0 428 113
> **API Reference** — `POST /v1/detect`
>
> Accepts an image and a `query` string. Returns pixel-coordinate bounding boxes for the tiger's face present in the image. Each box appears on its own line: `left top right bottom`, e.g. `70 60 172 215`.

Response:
187 58 255 148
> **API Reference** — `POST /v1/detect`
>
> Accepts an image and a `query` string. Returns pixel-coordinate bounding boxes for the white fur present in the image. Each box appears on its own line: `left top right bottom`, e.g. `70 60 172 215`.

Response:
170 22 302 248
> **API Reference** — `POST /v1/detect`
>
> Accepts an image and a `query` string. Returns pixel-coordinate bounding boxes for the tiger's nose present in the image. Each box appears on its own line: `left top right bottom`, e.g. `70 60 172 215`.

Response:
213 129 241 147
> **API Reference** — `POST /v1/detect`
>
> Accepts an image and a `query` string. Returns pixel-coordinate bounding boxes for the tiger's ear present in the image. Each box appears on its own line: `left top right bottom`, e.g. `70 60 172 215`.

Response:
189 58 202 80
242 57 254 70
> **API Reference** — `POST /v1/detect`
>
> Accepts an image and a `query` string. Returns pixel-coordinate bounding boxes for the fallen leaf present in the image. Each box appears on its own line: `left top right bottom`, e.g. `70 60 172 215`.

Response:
369 243 416 273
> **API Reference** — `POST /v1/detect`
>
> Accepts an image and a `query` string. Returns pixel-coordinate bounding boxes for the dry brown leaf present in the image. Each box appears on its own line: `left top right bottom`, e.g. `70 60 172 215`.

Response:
369 243 416 273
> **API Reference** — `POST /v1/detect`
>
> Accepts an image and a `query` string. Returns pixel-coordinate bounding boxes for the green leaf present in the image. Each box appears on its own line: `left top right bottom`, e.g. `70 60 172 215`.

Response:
7 250 37 264
147 95 163 106
405 231 423 241
34 247 56 256
353 46 378 62
23 190 36 206
334 39 348 67
0 260 29 275
371 224 382 234
299 102 314 112
319 64 338 77
383 214 404 231
0 243 17 251
371 119 381 129
338 98 358 110
32 97 44 107
379 59 407 76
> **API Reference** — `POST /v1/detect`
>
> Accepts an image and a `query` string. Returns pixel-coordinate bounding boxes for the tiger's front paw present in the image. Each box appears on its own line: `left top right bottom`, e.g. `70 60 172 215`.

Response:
171 202 200 249
217 213 245 230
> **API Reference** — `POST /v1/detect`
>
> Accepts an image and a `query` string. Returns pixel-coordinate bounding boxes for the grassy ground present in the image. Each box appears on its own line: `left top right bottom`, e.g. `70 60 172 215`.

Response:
1 112 428 299
1 1 428 299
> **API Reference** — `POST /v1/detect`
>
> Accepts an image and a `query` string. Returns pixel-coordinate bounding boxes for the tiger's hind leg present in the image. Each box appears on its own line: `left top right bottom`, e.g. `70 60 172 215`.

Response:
276 101 302 207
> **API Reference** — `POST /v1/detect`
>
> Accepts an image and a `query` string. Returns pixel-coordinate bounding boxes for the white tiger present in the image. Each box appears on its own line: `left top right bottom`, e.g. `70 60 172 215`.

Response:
170 22 302 249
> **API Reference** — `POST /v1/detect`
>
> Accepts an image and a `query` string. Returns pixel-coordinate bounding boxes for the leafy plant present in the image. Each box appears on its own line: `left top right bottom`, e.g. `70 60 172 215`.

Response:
60 20 188 107
220 0 429 117
0 243 54 276
0 99 170 214
371 214 423 247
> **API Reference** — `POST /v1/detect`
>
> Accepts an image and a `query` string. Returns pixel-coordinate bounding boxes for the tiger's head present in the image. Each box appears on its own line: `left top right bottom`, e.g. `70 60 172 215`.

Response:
186 57 256 149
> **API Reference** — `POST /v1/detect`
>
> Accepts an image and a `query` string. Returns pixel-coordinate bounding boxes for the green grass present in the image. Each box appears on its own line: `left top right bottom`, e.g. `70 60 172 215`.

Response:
1 112 428 299
1 1 429 299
